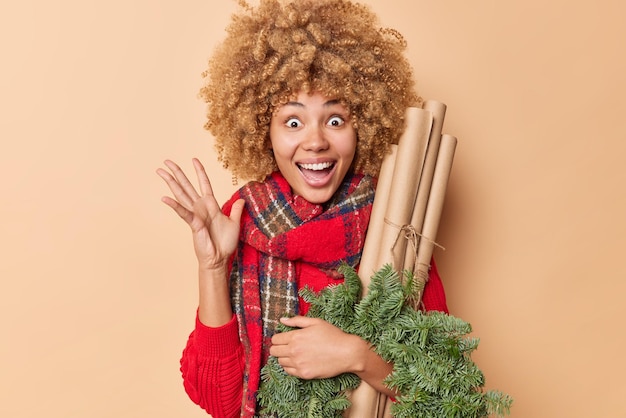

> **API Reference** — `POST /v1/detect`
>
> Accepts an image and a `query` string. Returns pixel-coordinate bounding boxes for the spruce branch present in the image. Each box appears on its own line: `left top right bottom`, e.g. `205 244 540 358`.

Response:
257 263 513 417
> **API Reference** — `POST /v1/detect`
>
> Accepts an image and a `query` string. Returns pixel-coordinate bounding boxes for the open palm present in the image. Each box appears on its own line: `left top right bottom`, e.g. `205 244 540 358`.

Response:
157 158 245 270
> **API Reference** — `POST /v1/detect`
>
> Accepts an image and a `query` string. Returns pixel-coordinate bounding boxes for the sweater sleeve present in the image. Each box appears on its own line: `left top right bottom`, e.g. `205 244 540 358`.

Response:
421 258 449 313
180 313 245 418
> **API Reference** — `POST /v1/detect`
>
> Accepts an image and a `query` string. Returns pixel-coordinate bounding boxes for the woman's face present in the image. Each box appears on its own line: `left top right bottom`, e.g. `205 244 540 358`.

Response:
269 91 357 204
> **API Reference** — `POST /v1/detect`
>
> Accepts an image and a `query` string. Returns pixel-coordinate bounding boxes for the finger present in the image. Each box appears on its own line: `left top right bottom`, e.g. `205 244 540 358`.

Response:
164 159 201 201
161 196 194 225
192 158 216 198
279 364 299 377
269 343 289 358
271 328 293 345
279 315 318 329
156 167 195 209
276 357 295 370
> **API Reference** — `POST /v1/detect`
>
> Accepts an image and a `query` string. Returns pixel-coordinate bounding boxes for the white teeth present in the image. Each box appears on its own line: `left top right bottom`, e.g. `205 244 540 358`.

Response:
299 162 333 171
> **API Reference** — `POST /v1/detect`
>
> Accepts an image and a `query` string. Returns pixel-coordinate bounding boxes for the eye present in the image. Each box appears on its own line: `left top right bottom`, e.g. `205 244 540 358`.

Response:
285 117 303 128
327 116 345 127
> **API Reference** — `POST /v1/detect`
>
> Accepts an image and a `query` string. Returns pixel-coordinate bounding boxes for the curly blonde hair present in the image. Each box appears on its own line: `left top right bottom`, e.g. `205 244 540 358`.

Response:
200 0 419 181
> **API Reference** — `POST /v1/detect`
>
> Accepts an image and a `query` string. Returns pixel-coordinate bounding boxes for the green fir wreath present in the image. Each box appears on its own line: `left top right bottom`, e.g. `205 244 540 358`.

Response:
257 264 513 418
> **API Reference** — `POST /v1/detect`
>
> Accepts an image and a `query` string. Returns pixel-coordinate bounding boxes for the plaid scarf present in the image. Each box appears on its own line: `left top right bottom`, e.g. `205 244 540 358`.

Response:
223 171 375 417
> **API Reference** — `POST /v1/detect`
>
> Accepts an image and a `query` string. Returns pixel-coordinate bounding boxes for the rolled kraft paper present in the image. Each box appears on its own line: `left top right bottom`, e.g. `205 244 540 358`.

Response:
358 144 398 289
348 108 432 418
414 134 457 288
403 100 447 273
343 383 381 418
346 152 400 418
375 107 433 273
366 136 457 418
364 138 457 418
379 397 393 417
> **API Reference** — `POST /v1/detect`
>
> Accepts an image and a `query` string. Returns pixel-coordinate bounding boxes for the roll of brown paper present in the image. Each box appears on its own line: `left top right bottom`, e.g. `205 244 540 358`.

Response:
375 108 432 272
348 103 456 418
349 108 432 418
414 134 457 289
358 144 398 288
403 100 447 274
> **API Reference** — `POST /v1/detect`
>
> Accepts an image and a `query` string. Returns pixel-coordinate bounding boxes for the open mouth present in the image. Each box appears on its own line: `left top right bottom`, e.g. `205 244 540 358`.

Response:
297 161 336 182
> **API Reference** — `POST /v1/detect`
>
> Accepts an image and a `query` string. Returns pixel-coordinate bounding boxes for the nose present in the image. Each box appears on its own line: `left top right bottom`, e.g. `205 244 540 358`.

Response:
302 125 329 152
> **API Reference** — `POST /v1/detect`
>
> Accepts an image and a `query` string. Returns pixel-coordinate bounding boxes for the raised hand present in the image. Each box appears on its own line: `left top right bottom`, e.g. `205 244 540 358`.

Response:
156 158 245 271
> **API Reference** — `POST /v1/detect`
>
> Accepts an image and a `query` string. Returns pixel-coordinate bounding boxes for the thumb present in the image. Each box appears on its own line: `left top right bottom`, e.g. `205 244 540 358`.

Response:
229 199 246 224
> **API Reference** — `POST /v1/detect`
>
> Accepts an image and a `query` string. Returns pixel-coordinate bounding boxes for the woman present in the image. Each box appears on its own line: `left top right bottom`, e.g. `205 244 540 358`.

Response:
157 1 448 416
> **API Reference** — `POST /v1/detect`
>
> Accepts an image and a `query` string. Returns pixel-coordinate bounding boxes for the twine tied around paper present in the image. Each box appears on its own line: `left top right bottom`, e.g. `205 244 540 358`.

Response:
386 218 445 258
385 218 445 308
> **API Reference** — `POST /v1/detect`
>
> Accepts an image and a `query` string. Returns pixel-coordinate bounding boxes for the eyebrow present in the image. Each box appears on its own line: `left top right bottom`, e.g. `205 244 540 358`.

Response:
283 99 340 108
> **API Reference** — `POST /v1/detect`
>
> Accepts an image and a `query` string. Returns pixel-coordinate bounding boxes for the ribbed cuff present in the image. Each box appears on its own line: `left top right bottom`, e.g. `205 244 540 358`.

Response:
194 313 241 357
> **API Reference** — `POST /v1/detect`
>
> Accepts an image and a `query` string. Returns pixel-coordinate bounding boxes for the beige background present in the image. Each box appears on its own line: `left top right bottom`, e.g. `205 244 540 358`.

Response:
1 0 624 417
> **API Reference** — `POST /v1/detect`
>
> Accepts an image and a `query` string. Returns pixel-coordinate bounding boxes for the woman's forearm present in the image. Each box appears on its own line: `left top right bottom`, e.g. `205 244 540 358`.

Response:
197 264 233 327
349 335 398 398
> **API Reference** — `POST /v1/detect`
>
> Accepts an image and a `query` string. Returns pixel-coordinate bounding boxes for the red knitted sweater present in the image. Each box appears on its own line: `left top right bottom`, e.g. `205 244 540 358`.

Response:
180 173 448 417
179 260 448 418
